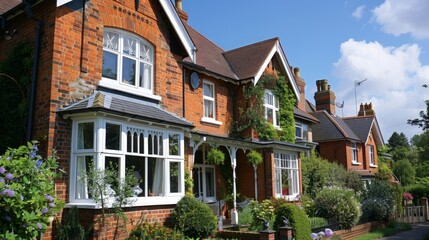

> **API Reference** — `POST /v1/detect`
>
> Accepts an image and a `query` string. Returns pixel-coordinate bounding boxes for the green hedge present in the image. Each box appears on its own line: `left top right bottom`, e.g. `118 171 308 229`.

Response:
273 203 311 240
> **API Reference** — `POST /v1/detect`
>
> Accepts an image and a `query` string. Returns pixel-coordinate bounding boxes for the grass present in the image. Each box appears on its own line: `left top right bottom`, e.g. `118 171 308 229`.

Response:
354 222 412 240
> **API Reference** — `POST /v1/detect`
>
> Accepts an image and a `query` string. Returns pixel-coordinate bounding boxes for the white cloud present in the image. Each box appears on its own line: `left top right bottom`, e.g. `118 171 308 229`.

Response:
333 39 429 141
352 5 365 20
372 0 429 39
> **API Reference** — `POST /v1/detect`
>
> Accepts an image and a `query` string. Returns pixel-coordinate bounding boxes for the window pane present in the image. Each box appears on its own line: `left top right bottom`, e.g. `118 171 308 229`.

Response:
77 122 94 149
121 57 136 85
205 167 215 197
133 132 138 153
203 83 213 97
170 162 180 193
139 133 144 154
127 131 132 152
139 62 151 89
193 166 202 198
148 158 163 196
169 134 180 155
204 99 214 118
106 123 121 150
102 51 118 80
126 155 145 197
123 36 136 56
140 43 152 62
266 108 273 123
103 31 118 51
148 134 152 154
76 156 93 199
105 157 120 195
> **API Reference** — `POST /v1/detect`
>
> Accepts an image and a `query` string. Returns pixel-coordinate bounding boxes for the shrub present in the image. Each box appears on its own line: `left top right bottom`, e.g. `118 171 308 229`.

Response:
249 199 275 231
127 221 184 240
171 195 217 238
237 204 253 226
273 203 311 240
314 188 361 229
54 207 87 240
362 180 396 221
301 195 317 217
308 217 329 229
405 183 429 204
0 142 64 239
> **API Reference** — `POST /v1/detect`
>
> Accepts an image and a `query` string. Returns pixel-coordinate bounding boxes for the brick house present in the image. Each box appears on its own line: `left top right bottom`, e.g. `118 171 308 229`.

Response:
309 79 384 182
0 0 316 238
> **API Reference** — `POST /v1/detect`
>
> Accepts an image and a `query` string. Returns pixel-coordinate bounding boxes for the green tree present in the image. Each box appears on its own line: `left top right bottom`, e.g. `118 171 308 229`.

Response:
393 159 416 186
411 131 429 162
388 132 409 149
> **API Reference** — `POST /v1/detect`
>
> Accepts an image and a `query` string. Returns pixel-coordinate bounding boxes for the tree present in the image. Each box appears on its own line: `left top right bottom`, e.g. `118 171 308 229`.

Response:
411 131 429 162
388 132 409 149
393 159 416 186
408 97 429 130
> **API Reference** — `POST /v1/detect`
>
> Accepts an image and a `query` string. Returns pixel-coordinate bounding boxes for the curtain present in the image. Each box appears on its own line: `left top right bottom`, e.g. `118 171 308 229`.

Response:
151 159 163 196
76 156 88 199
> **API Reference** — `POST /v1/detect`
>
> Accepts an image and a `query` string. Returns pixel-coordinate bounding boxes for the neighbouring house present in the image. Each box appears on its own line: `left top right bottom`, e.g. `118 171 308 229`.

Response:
308 79 384 183
0 0 316 238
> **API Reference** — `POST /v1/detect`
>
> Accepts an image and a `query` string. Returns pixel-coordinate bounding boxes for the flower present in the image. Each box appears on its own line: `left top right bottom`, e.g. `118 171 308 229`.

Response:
5 173 13 180
310 233 319 239
35 160 43 168
2 189 15 197
37 223 43 230
49 203 56 208
41 208 49 214
20 195 24 201
0 166 5 174
45 194 54 202
318 231 325 237
6 156 11 161
325 228 333 237
404 192 413 201
0 178 4 183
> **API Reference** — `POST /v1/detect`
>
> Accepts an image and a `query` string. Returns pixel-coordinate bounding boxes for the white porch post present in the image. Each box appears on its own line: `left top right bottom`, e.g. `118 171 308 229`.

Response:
253 164 258 201
228 146 238 226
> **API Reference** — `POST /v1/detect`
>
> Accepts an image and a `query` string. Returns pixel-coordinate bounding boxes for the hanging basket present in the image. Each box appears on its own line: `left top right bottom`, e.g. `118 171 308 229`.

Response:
246 150 263 166
206 148 225 165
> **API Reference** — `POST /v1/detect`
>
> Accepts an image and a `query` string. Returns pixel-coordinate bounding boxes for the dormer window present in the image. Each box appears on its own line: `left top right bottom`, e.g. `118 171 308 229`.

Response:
264 90 279 127
102 28 154 95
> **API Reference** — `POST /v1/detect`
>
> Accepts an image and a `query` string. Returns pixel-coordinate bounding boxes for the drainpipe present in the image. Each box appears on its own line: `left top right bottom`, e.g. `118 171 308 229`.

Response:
23 0 44 141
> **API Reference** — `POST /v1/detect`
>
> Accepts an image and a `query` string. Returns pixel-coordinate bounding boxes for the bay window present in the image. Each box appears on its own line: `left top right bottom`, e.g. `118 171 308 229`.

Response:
102 28 154 95
264 90 280 127
274 152 299 200
70 118 185 206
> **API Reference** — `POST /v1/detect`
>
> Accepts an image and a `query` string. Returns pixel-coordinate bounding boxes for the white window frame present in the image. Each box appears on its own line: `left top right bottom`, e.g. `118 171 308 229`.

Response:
274 152 300 201
369 145 376 167
69 116 185 208
295 122 303 139
351 142 359 164
100 28 159 100
201 80 222 125
264 90 280 127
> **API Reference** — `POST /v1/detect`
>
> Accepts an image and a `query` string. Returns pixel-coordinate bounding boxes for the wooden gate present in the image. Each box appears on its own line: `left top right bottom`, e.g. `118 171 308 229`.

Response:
398 206 427 223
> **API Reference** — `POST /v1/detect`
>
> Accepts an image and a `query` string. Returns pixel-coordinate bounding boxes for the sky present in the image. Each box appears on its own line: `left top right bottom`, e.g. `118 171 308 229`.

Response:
182 0 429 143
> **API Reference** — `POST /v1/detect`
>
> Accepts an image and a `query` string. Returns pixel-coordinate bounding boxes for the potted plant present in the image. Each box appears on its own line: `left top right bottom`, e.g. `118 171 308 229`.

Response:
206 147 225 165
282 173 289 195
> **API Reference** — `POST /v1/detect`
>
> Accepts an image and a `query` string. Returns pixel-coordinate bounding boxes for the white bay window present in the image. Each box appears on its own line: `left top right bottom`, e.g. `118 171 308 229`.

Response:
70 118 185 207
274 152 299 201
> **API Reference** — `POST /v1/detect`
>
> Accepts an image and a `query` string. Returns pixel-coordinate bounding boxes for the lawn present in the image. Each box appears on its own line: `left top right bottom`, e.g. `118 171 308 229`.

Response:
354 222 411 240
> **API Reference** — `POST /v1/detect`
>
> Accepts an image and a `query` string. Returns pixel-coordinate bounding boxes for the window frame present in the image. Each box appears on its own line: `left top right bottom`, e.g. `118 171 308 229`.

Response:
264 89 280 127
274 151 300 201
100 28 158 99
69 116 185 207
201 80 222 125
369 145 376 166
351 142 359 164
295 122 303 139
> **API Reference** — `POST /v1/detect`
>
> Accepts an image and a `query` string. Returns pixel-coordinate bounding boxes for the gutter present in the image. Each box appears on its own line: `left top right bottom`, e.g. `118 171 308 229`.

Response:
23 0 44 141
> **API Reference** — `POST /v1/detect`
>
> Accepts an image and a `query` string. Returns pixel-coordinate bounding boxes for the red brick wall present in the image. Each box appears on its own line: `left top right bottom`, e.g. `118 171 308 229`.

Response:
319 141 366 171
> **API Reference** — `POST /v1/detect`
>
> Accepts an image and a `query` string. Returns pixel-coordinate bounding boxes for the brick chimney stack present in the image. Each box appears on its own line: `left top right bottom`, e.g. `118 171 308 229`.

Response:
294 67 306 111
314 79 336 115
175 0 188 22
358 103 375 116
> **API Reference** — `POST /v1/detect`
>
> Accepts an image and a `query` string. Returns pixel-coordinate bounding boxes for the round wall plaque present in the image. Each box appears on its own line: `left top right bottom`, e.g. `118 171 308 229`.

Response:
190 72 200 90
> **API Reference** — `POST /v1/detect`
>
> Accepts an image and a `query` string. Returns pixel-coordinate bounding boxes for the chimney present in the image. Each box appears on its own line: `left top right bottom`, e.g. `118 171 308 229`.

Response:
294 67 306 111
358 102 375 116
314 79 336 115
175 0 188 22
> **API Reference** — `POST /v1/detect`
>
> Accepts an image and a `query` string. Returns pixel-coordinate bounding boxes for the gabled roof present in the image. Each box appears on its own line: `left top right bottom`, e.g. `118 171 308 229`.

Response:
183 25 300 101
310 111 361 142
58 90 194 128
343 116 384 146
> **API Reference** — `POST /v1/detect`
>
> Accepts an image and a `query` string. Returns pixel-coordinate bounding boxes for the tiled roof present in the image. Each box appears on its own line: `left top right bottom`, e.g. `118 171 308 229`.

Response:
0 0 21 15
343 116 374 142
223 38 279 80
183 24 237 79
294 107 319 123
58 90 194 128
310 111 360 142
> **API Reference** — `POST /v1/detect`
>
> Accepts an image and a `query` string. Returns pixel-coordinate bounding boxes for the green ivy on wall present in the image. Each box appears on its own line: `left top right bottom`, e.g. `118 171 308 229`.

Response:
231 74 296 143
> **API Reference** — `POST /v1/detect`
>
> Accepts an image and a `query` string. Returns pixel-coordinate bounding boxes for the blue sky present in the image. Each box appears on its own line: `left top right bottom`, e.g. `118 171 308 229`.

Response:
183 0 429 142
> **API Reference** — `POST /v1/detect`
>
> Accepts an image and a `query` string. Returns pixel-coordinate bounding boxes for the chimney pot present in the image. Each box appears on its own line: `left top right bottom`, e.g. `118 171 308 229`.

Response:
293 67 300 77
176 0 182 11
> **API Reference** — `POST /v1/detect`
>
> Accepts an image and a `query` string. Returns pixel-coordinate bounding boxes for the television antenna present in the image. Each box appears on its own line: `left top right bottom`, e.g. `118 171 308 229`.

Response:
335 101 344 117
354 79 367 115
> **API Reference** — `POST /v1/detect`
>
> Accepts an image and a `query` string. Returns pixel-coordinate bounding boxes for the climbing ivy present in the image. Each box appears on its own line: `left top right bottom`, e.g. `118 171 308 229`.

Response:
0 42 33 153
231 74 296 143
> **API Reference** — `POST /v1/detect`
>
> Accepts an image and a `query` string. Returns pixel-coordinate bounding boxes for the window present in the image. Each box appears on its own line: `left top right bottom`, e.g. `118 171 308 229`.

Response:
351 142 358 164
70 118 184 206
102 29 154 94
203 81 215 119
296 122 309 140
264 90 279 127
274 152 299 200
369 145 375 166
192 147 216 202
